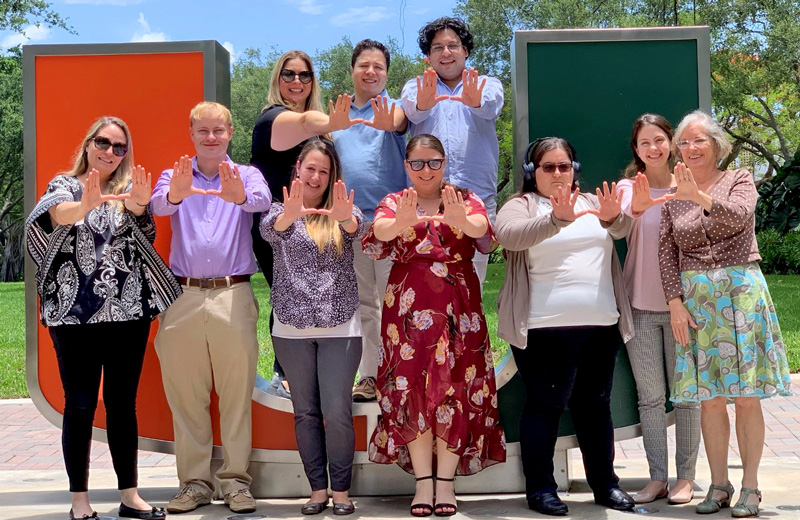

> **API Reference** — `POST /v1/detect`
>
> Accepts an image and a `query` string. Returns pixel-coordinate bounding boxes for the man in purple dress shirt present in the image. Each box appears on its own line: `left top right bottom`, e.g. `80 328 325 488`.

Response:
151 102 271 515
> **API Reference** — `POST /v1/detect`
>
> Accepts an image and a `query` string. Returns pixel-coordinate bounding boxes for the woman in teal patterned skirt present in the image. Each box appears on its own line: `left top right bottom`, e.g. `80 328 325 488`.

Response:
658 110 791 518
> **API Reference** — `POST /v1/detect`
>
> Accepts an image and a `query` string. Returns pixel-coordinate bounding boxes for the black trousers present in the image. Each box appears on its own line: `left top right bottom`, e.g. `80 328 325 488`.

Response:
512 325 620 498
252 216 284 378
50 319 151 492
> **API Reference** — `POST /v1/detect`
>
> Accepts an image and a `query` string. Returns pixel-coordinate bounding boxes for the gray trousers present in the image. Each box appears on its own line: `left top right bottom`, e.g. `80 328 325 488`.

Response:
626 309 701 481
273 336 362 492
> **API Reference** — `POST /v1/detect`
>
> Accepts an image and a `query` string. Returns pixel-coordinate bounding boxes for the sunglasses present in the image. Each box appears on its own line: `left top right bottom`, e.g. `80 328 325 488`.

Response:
407 159 444 171
90 136 128 157
280 69 313 84
538 162 572 174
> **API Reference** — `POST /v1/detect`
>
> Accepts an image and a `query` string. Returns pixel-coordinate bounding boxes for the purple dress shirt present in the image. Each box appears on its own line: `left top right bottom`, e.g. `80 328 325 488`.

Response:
151 155 271 278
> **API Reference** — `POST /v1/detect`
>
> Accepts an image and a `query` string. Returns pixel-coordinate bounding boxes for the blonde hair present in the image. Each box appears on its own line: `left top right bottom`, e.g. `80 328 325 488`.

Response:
296 139 345 255
190 101 232 126
62 116 134 210
672 110 732 165
263 50 324 114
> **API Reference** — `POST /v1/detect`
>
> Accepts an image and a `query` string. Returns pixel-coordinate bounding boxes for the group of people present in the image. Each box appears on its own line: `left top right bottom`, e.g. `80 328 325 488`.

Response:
25 14 792 520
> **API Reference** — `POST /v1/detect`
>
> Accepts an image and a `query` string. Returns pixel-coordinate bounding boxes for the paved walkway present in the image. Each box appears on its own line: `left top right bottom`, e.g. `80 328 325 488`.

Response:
3 374 799 471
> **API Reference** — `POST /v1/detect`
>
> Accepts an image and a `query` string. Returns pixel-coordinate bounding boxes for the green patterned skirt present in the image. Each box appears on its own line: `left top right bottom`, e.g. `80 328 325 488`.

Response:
671 263 792 403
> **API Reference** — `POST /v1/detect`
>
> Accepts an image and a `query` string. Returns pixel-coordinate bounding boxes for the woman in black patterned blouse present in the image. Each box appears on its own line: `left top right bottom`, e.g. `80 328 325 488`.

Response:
25 117 180 520
260 139 364 515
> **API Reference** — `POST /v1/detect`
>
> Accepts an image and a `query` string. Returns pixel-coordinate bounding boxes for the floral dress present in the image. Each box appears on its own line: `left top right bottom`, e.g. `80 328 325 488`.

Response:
364 191 506 475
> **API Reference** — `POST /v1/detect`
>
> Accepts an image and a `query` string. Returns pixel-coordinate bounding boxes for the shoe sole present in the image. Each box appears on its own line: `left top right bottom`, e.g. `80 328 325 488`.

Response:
166 501 210 514
352 394 376 402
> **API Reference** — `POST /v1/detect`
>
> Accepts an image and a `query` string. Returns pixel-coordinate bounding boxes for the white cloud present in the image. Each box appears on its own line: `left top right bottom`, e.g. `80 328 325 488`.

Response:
330 6 391 27
414 8 431 15
1 24 51 49
286 0 325 15
130 12 168 42
65 0 146 4
222 41 240 63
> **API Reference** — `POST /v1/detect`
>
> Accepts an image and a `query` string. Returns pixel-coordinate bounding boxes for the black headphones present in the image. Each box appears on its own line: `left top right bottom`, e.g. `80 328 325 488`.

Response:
522 137 582 182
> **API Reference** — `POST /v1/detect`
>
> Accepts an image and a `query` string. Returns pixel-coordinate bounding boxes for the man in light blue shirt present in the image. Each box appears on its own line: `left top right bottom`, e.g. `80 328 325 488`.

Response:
401 17 504 283
332 39 408 401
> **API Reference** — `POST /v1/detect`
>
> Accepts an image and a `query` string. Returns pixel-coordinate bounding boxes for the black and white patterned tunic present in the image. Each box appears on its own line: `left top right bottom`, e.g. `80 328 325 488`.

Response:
260 203 364 329
26 175 181 327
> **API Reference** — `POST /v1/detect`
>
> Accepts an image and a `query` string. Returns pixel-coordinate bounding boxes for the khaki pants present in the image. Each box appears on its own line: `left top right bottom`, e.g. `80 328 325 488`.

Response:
353 225 393 381
154 282 259 496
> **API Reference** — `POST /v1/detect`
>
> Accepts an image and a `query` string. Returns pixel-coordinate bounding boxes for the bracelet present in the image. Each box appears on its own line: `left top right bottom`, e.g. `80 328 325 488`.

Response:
338 216 353 224
136 202 149 207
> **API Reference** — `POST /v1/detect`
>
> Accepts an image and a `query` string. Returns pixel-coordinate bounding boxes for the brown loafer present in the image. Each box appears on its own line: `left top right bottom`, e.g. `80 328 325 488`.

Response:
333 501 355 515
301 499 329 515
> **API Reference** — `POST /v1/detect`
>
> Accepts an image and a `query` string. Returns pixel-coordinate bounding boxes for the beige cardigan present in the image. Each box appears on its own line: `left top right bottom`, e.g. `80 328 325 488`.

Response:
495 192 634 348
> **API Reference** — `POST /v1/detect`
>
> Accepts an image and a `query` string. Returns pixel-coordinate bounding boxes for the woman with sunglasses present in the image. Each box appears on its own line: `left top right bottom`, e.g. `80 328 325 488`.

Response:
495 137 635 516
260 139 364 516
660 111 791 518
364 134 505 517
616 114 700 506
250 49 361 397
25 117 181 520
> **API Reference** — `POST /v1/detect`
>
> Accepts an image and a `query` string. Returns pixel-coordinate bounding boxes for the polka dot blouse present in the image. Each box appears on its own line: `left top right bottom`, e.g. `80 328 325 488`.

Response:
658 168 761 302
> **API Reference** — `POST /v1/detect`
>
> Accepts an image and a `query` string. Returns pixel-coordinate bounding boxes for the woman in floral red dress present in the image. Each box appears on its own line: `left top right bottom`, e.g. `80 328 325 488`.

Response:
364 134 505 517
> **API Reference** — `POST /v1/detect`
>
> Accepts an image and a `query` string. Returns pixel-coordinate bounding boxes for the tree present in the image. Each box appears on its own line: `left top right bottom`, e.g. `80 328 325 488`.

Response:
0 49 24 281
1 0 73 33
229 47 280 164
454 0 800 187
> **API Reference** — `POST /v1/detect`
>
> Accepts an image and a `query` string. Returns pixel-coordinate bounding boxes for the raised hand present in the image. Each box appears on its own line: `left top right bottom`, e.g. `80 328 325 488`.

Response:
415 69 449 111
206 162 246 204
631 172 675 214
328 94 365 132
313 180 354 222
129 165 152 206
80 169 130 213
394 188 440 228
550 186 596 222
281 179 319 222
168 155 207 203
441 185 468 229
449 68 486 108
595 181 623 223
364 96 397 132
673 162 700 202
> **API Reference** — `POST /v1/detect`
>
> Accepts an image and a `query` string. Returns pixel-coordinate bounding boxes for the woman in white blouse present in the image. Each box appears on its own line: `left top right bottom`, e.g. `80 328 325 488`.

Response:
495 137 634 516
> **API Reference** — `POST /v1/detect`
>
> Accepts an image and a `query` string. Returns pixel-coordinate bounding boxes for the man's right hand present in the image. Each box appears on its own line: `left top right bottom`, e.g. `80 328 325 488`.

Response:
415 69 449 111
168 155 207 204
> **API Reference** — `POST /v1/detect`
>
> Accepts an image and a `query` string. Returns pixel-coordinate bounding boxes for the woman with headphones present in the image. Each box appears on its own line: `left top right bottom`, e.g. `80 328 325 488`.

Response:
495 137 635 516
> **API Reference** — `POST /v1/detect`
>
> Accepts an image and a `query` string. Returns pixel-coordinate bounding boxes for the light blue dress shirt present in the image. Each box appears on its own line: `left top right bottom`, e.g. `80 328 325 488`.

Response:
401 74 504 206
332 90 409 221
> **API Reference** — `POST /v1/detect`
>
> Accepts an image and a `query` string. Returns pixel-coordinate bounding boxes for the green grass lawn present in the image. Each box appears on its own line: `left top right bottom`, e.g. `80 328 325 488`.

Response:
2 267 798 398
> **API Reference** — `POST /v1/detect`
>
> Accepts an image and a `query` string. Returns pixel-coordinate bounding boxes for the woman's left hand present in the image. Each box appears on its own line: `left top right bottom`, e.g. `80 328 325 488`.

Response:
129 165 152 206
313 180 354 222
440 185 468 228
595 181 622 223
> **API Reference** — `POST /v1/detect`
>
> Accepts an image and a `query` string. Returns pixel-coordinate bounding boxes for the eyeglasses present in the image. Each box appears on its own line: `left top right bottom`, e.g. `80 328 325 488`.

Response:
280 69 313 84
677 137 710 149
407 159 444 171
538 162 572 174
430 43 464 55
90 136 128 157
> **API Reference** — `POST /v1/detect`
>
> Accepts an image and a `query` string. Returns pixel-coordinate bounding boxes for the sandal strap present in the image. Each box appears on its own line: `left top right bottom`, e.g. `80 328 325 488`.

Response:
738 488 762 502
415 475 434 482
436 477 455 482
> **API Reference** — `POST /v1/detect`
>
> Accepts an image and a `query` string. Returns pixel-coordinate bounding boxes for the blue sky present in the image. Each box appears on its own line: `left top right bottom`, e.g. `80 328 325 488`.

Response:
1 0 460 60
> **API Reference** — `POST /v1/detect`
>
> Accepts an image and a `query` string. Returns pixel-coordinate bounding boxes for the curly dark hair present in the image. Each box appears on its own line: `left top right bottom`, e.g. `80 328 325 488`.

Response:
418 17 474 56
351 39 390 70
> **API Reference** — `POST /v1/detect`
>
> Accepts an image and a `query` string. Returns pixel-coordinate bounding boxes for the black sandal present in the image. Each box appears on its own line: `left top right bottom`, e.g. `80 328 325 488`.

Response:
411 475 434 517
434 477 457 517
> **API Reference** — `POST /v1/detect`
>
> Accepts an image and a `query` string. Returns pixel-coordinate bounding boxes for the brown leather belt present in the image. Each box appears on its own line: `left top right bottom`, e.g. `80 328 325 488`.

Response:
177 275 251 289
